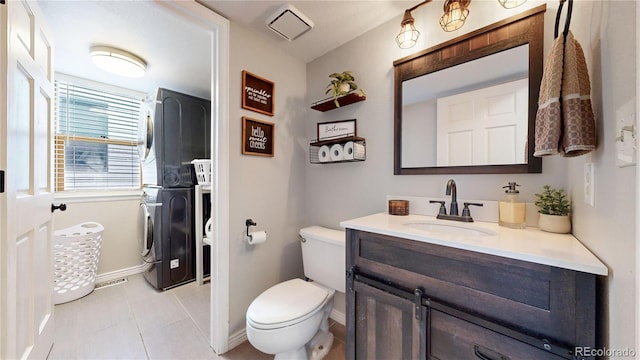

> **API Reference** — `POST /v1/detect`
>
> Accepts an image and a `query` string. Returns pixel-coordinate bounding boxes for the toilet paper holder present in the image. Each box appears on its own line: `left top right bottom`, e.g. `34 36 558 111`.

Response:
245 219 257 239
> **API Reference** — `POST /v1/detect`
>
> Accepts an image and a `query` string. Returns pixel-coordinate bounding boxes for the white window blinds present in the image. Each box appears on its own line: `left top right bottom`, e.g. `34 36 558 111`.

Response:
54 79 142 191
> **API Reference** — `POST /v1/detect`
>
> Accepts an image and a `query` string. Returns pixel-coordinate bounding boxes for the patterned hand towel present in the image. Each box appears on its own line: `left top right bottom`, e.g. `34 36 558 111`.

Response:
560 31 596 157
534 35 564 156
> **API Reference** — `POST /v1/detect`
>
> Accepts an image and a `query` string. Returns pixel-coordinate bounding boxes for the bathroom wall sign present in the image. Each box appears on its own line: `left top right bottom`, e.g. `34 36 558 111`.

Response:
242 70 274 116
317 119 357 141
242 117 274 157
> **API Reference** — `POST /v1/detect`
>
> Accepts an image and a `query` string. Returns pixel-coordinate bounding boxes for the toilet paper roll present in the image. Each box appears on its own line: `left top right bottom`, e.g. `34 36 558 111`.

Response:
343 141 355 160
343 141 365 160
318 145 331 163
248 230 267 245
330 144 344 161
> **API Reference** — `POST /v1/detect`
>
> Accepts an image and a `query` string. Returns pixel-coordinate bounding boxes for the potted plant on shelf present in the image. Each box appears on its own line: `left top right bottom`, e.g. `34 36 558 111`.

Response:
325 70 365 107
534 185 571 233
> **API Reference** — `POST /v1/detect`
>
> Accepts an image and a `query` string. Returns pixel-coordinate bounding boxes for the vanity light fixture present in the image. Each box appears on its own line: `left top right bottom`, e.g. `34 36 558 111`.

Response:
498 0 527 9
396 0 473 49
439 0 471 32
396 0 432 49
89 46 147 78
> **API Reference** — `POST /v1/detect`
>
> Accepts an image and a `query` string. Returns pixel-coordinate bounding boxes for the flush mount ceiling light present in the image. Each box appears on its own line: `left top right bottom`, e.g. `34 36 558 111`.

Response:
89 46 147 78
439 0 471 32
498 0 527 9
266 4 314 41
396 0 432 49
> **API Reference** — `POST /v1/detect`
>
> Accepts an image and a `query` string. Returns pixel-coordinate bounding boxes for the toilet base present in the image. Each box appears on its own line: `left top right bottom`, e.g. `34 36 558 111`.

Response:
307 330 334 360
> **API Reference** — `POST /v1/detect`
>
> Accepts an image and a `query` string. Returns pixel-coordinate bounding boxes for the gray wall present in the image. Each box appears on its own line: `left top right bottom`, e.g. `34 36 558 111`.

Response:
306 0 635 351
227 22 308 337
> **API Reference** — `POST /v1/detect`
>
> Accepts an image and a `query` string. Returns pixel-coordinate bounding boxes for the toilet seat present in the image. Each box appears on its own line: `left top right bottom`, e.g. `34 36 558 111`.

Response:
247 279 329 330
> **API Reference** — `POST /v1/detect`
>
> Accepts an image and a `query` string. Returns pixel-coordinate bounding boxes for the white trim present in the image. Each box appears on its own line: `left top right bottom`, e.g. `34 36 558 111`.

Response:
55 72 146 100
636 0 640 353
95 263 148 284
228 328 248 351
329 308 346 326
154 0 231 355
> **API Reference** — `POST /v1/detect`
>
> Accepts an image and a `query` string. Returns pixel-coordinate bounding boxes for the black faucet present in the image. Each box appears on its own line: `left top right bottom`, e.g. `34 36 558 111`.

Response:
429 179 483 223
446 179 458 216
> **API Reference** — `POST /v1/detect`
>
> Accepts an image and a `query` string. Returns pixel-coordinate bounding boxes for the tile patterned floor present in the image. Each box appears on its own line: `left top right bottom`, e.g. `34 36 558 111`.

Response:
48 274 346 360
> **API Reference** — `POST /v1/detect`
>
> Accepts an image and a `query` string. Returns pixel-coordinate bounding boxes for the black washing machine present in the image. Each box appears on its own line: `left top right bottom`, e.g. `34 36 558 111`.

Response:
141 186 195 290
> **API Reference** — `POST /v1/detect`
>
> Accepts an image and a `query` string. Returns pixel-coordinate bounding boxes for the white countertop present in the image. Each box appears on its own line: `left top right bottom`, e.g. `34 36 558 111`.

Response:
340 213 608 276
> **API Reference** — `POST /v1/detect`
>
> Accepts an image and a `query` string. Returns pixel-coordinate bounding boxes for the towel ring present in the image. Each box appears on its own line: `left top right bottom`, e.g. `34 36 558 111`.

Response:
554 0 573 39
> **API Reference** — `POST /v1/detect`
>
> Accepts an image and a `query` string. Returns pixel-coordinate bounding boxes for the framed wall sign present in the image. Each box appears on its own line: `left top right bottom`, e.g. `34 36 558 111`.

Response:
317 119 357 141
242 117 274 157
242 70 275 116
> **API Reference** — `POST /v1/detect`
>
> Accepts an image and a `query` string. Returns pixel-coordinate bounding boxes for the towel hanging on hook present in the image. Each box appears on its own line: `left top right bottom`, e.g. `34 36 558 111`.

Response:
535 0 596 158
554 0 573 39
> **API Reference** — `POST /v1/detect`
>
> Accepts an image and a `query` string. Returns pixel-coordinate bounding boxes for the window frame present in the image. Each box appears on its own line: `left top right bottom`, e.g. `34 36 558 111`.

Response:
54 73 146 194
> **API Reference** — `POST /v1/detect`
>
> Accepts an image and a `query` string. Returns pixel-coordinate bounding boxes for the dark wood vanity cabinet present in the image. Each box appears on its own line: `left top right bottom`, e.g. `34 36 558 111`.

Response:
346 229 599 360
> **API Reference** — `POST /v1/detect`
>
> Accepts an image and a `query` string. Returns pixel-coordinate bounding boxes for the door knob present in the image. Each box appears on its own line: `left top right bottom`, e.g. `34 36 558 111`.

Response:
51 203 67 213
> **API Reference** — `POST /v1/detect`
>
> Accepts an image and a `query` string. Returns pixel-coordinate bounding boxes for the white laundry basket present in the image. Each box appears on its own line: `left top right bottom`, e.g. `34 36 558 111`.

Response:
53 222 104 304
191 159 212 185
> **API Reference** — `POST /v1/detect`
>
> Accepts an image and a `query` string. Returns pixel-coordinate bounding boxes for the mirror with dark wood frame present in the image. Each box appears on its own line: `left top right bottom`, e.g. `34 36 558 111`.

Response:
393 4 546 175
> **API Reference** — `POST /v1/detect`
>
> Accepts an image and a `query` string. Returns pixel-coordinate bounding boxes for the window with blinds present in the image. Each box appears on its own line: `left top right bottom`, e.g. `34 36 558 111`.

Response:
54 79 142 191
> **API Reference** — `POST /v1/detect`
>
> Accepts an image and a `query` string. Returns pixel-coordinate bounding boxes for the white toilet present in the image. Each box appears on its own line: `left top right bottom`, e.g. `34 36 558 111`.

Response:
246 226 345 360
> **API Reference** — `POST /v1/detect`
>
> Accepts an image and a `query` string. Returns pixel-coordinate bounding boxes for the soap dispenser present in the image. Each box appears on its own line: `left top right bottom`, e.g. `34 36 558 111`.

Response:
499 182 526 229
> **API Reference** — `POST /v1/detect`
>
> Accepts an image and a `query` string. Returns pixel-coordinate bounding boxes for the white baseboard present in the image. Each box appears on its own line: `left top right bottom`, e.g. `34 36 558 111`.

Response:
228 328 248 351
95 263 148 284
329 308 345 326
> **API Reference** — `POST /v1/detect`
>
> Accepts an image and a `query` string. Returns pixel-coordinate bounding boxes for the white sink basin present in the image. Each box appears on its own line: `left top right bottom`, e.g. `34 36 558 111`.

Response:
403 221 496 237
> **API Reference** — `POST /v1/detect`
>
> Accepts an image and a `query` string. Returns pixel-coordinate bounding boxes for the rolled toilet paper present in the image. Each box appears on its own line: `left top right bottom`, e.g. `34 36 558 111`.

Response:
343 141 365 160
248 230 267 245
343 141 355 160
318 145 330 162
330 144 344 161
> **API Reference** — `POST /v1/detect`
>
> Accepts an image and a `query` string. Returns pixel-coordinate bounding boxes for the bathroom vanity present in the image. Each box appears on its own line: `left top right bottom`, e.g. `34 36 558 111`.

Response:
341 213 607 360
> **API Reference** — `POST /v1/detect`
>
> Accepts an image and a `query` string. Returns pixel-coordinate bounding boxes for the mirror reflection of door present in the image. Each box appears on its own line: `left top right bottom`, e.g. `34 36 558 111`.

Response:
436 78 528 166
401 44 529 168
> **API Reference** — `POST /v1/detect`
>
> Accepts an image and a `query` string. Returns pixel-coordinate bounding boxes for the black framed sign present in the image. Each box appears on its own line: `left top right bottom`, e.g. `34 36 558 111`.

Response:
242 70 274 116
317 119 357 141
242 117 274 157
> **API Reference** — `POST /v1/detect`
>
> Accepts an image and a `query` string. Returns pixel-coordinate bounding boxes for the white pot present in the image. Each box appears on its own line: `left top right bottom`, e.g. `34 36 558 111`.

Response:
338 83 351 94
538 214 571 234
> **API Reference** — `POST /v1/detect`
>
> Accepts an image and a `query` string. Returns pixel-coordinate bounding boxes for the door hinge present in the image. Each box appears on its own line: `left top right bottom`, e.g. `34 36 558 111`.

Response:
0 170 4 193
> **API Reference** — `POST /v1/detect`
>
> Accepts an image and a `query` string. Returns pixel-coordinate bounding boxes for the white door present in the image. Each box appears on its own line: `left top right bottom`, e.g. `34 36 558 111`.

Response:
437 78 528 166
1 0 55 359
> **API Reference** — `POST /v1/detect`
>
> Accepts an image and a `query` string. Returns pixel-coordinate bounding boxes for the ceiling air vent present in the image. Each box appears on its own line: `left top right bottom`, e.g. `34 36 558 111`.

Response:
266 4 314 41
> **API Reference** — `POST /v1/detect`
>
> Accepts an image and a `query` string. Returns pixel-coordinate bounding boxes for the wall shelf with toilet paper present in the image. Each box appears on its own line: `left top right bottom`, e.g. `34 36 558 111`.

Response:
310 136 366 164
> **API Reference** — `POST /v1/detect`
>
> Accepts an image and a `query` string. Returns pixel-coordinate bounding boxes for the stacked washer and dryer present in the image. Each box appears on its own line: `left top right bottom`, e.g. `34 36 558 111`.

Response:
139 88 211 290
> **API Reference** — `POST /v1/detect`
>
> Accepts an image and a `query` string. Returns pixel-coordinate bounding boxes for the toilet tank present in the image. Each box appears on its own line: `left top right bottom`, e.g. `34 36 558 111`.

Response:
299 226 345 293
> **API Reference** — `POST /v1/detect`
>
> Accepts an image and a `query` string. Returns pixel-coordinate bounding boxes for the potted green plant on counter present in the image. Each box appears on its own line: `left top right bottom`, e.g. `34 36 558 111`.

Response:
534 185 571 233
325 70 365 107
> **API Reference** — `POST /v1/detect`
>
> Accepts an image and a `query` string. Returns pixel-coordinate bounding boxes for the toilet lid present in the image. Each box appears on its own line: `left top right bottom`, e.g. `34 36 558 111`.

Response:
247 279 329 329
